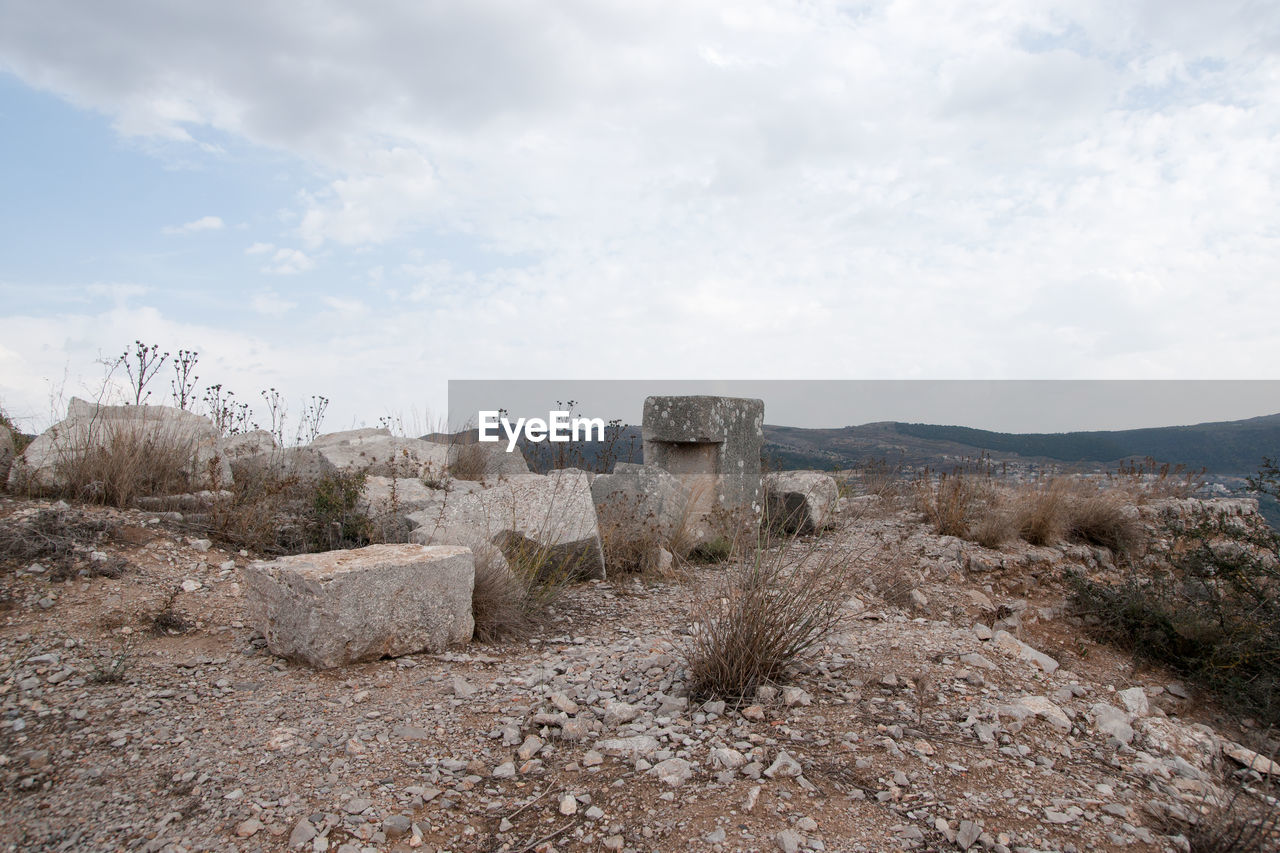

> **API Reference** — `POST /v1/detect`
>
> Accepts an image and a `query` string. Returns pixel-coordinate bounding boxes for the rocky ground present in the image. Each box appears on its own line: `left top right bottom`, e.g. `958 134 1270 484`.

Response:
0 494 1275 853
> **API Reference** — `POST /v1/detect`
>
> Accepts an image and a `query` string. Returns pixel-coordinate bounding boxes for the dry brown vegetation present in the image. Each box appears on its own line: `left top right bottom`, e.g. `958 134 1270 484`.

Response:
447 440 489 482
23 423 206 508
683 530 860 702
469 543 533 642
596 492 668 575
914 472 1146 556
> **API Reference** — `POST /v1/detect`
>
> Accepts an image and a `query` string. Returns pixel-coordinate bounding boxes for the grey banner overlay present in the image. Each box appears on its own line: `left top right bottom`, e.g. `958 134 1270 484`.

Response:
447 380 1280 434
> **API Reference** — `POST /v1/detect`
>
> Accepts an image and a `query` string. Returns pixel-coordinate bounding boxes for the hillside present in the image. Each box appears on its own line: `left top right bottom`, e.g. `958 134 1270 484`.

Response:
763 414 1280 477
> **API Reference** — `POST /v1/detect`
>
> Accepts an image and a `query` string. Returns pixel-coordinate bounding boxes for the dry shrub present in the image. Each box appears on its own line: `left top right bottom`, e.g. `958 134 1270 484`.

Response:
1066 490 1145 554
202 466 372 555
972 506 1018 549
204 464 304 553
52 424 203 508
1013 479 1072 546
1001 478 1144 554
0 507 117 575
596 492 668 575
914 473 990 539
684 532 858 701
470 544 532 642
150 586 193 635
1069 501 1280 725
449 441 489 482
1179 771 1280 853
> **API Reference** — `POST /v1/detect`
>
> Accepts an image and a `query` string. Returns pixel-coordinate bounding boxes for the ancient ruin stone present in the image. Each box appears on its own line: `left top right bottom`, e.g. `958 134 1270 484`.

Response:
642 395 764 541
311 428 450 479
763 470 839 533
7 397 229 492
591 462 689 539
408 469 605 579
243 544 474 669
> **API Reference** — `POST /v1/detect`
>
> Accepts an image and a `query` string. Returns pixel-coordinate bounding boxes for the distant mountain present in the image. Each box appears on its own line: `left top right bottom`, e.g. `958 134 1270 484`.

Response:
763 413 1280 477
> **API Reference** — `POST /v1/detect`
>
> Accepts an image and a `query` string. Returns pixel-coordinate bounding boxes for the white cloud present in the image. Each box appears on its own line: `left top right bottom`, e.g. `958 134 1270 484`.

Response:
1 0 1279 410
321 296 367 314
162 215 224 235
261 248 314 275
250 292 297 315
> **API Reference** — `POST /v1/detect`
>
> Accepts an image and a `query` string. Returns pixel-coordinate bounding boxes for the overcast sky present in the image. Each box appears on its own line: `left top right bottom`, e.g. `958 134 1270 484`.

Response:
2 1 1278 435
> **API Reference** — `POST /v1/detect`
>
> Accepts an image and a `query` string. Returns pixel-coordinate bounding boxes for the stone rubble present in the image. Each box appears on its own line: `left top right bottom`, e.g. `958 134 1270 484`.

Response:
0 493 1275 852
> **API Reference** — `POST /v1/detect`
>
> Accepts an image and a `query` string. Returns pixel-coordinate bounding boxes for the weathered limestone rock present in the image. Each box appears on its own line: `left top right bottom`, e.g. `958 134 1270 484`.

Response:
763 470 839 533
1089 702 1134 744
217 429 277 461
361 476 451 515
441 440 530 482
642 396 764 541
221 430 338 483
311 428 450 479
7 398 229 492
408 469 605 579
990 629 1060 674
997 696 1072 732
591 462 689 544
243 544 474 669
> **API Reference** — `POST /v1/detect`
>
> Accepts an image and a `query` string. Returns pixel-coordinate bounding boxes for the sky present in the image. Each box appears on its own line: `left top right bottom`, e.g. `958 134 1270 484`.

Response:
1 1 1278 437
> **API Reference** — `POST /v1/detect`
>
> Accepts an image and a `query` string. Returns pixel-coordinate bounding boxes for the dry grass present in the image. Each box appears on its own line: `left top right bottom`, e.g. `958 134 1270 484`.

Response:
684 531 859 702
470 543 533 642
1066 490 1146 554
50 424 205 508
913 473 993 539
1012 478 1072 546
912 472 1147 556
971 506 1018 548
596 492 669 575
449 441 490 482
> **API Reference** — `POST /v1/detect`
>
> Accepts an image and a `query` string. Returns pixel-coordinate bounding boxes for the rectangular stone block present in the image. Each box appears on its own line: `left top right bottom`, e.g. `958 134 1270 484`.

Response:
642 396 764 534
244 544 474 669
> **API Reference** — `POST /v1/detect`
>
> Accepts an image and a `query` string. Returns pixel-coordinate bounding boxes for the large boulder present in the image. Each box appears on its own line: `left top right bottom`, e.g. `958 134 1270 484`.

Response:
591 463 689 568
311 428 450 480
441 440 530 482
243 544 475 669
7 397 229 492
763 471 839 533
408 469 605 580
224 431 337 484
591 463 689 542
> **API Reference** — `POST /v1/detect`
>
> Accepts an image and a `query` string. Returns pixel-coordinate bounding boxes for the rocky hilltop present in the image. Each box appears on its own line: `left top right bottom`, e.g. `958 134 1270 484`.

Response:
0 397 1277 853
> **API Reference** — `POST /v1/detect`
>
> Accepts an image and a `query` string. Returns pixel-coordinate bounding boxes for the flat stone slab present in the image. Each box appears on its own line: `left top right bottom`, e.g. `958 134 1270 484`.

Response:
244 544 474 669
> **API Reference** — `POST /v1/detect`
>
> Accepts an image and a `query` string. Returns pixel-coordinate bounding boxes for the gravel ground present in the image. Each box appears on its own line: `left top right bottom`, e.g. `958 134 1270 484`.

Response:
1 496 1273 853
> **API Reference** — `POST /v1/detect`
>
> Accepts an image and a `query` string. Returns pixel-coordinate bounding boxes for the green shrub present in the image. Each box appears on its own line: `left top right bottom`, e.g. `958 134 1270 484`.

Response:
1069 496 1280 725
309 471 371 551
